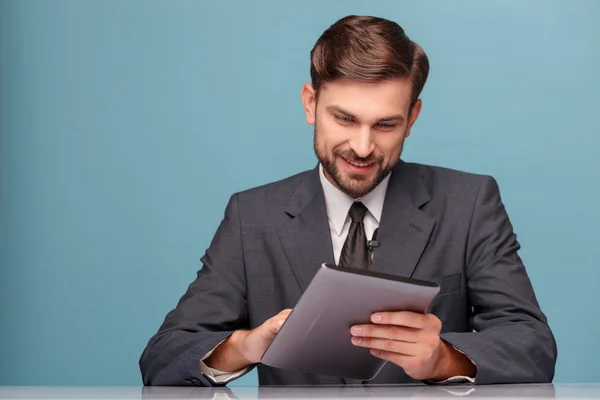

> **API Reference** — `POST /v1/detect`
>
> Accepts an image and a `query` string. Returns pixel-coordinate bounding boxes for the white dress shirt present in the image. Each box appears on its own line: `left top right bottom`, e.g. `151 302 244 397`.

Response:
200 164 474 384
319 164 390 264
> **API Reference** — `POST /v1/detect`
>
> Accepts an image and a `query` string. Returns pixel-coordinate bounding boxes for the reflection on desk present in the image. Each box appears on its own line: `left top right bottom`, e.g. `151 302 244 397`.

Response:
1 384 599 399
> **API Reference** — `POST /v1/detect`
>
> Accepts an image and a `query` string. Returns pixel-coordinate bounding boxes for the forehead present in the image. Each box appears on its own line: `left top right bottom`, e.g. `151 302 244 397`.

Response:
317 79 413 118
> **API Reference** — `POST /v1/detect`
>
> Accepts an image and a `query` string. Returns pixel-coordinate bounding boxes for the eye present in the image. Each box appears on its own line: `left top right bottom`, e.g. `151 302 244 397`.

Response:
377 123 396 131
334 115 353 125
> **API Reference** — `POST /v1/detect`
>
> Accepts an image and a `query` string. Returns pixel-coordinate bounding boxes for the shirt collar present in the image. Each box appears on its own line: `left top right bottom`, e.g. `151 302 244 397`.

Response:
319 163 391 237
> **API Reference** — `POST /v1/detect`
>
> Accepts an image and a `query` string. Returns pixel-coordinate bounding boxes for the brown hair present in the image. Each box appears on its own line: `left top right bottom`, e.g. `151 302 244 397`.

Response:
310 15 429 102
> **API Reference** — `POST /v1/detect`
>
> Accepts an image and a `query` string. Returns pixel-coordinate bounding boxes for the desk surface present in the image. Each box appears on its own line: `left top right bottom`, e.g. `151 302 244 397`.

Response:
0 384 599 399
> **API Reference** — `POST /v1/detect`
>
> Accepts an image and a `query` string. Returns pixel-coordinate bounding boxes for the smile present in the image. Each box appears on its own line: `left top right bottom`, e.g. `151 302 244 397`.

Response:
344 158 373 168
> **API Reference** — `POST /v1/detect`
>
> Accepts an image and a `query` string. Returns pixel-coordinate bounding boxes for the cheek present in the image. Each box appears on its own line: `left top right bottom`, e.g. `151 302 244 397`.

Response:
318 120 350 153
375 134 406 159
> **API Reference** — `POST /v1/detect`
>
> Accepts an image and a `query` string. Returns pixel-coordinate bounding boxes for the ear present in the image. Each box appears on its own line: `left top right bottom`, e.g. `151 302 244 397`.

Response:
300 83 317 125
404 98 422 138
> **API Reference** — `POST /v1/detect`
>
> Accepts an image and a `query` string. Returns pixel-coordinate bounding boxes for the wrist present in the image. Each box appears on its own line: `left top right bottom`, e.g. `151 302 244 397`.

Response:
230 330 254 365
430 340 453 381
430 340 475 381
205 330 252 372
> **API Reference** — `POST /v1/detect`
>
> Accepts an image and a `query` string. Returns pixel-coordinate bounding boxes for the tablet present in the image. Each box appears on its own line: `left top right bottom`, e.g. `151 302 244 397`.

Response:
260 263 440 381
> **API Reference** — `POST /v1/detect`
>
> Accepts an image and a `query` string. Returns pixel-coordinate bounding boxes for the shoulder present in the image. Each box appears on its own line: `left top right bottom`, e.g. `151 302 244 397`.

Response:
236 168 314 199
403 161 497 197
225 168 316 216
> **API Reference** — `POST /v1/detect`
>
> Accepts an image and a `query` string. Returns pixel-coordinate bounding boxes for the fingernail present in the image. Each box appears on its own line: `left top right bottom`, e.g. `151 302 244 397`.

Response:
372 314 382 322
278 320 285 325
350 327 361 335
352 337 362 345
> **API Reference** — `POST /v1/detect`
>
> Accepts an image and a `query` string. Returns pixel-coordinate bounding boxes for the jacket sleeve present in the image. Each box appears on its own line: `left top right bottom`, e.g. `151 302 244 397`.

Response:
139 193 253 386
441 176 558 384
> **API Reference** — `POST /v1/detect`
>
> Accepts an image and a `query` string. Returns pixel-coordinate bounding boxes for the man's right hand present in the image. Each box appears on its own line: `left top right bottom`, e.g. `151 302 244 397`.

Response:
204 309 292 372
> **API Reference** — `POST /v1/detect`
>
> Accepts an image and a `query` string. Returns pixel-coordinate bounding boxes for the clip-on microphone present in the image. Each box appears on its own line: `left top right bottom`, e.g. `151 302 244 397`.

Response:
367 228 380 250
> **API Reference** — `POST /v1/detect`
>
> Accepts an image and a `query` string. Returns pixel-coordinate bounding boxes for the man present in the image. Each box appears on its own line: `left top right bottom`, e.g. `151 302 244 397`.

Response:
140 15 557 386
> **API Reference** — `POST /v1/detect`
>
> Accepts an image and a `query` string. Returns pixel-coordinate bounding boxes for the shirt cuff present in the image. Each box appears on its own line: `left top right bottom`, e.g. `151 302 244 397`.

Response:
199 338 251 384
426 375 475 384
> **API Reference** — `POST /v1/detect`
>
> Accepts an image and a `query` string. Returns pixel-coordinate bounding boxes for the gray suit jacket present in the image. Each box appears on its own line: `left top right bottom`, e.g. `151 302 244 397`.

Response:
139 161 557 386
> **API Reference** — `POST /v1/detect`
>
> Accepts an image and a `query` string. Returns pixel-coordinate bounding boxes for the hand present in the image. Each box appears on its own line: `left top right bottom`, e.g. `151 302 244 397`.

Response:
241 308 292 363
350 311 475 381
205 309 292 372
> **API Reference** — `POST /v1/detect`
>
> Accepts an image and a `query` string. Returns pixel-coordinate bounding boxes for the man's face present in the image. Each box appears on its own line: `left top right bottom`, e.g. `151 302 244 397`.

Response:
301 79 422 198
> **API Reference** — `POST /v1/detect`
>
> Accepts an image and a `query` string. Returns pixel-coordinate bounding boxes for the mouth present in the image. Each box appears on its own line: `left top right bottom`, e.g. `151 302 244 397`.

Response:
340 157 376 174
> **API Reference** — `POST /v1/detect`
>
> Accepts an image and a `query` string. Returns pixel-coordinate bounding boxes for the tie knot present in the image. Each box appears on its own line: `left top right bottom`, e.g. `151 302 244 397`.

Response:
348 202 368 223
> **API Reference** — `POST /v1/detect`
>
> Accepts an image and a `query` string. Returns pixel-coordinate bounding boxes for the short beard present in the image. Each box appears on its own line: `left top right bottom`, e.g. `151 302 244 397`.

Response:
313 124 400 198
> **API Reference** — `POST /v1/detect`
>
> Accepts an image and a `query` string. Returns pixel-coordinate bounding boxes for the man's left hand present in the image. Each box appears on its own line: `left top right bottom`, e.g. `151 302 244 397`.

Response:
350 311 475 381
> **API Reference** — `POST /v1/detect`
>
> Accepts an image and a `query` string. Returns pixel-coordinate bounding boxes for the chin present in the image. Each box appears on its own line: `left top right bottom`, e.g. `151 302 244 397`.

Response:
339 179 377 198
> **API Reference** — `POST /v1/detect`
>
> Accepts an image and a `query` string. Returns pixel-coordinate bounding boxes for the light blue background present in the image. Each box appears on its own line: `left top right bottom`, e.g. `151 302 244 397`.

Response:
1 0 598 386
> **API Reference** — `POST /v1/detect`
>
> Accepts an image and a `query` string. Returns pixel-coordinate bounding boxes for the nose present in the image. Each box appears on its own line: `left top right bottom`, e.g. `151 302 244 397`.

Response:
348 126 375 158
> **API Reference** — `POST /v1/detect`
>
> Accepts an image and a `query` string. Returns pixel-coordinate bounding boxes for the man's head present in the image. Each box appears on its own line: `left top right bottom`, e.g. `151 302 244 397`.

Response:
301 15 429 198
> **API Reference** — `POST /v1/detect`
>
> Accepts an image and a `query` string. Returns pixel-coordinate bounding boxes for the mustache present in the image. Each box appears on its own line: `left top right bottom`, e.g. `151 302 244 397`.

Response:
334 149 382 164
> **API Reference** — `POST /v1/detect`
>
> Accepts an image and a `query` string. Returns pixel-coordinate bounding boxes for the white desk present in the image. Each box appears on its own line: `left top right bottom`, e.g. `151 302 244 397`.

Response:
1 384 599 399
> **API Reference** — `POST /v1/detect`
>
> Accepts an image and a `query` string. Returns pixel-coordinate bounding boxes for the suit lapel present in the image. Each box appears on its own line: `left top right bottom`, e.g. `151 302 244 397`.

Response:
276 167 335 293
371 161 436 279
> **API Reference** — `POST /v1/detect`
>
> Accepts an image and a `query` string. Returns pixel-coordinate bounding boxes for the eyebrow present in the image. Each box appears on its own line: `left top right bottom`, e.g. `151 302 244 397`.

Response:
326 105 406 123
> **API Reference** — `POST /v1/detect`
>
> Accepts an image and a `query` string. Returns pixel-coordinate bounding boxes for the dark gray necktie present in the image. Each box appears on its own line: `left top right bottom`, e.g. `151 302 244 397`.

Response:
339 202 369 269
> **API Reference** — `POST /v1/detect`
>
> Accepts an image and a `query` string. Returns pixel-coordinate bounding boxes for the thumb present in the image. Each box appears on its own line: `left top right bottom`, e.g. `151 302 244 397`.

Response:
261 318 284 340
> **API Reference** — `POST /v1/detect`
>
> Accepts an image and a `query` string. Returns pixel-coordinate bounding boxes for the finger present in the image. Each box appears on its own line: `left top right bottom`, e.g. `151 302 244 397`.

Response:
371 311 428 329
269 309 292 324
351 336 417 356
274 309 292 318
278 310 292 323
350 324 418 343
260 318 285 340
261 309 293 339
272 310 292 331
274 319 285 333
273 315 287 327
370 349 414 367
